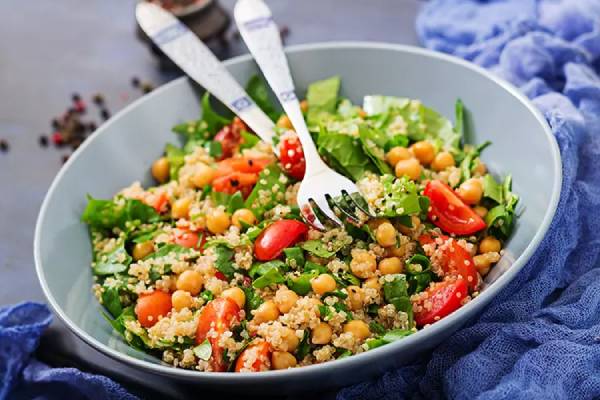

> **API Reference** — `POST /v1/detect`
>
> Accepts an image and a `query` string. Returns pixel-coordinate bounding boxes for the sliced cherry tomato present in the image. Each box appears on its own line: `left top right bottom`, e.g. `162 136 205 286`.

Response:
423 180 486 235
234 341 272 372
254 219 309 261
279 133 305 180
174 230 206 251
214 126 241 161
212 171 259 196
418 234 479 291
145 192 168 213
135 291 172 328
413 278 468 327
196 297 241 372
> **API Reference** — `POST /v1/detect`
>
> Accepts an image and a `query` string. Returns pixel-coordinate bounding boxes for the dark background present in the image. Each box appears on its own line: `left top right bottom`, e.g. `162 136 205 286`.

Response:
0 0 422 397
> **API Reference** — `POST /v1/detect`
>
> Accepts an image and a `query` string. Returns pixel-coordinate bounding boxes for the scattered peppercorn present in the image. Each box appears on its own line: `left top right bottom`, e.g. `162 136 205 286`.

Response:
52 118 60 130
0 139 8 152
72 93 81 102
39 135 49 147
131 77 141 88
62 154 70 164
141 82 154 94
101 109 110 120
88 122 97 132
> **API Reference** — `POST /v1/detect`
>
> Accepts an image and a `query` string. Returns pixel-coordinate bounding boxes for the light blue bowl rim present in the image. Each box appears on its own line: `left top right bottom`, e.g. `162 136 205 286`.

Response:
34 41 562 382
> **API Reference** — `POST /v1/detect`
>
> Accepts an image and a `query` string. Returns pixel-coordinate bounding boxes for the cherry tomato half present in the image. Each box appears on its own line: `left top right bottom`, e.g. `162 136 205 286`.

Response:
144 192 168 213
196 297 241 372
135 290 172 328
279 133 305 180
413 277 468 327
254 219 309 261
212 171 259 196
214 126 241 161
419 234 480 291
216 156 273 177
234 341 272 372
174 230 206 251
423 180 486 235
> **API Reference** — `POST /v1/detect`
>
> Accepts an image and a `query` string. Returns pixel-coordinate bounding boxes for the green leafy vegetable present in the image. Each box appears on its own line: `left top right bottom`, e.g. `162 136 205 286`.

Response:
405 254 434 295
358 125 393 175
287 271 318 295
295 331 311 360
214 245 236 278
193 339 212 361
101 286 122 318
144 243 191 260
200 290 214 303
82 197 160 231
482 174 504 204
304 261 329 274
383 275 413 325
369 321 386 336
245 75 279 121
378 175 423 217
201 92 231 134
253 267 285 289
244 164 286 218
205 141 223 158
317 130 378 181
93 242 132 276
165 143 185 181
227 191 245 214
306 76 341 126
301 240 343 258
455 98 464 138
240 130 261 150
485 175 519 239
284 247 305 269
242 287 263 314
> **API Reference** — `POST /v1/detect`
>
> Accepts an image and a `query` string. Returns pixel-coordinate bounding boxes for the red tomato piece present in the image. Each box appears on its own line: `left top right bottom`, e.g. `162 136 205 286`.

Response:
196 297 241 372
418 234 479 291
278 133 306 180
254 219 309 261
174 230 205 251
413 278 468 327
423 180 486 235
145 192 168 213
234 341 272 372
212 172 259 195
135 291 172 328
214 126 241 161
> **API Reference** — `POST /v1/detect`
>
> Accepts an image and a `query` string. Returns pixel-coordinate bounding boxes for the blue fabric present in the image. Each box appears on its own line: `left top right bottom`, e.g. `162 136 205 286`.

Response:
340 0 600 399
0 302 136 400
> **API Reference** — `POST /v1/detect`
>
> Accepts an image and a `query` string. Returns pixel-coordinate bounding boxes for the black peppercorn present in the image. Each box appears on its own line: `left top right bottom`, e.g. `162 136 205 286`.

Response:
39 135 49 147
0 139 9 152
72 93 81 102
92 93 104 106
131 77 141 88
101 109 110 120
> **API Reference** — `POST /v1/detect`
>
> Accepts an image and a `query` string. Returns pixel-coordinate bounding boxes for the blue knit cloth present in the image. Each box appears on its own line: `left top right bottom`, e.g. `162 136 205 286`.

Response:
340 0 600 399
3 1 600 399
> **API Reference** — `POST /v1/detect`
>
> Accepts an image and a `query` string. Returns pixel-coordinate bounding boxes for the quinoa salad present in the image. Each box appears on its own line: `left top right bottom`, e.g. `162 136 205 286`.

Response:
83 76 518 372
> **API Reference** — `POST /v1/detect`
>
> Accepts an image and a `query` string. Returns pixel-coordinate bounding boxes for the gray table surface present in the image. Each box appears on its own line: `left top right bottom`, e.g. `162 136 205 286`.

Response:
0 0 422 398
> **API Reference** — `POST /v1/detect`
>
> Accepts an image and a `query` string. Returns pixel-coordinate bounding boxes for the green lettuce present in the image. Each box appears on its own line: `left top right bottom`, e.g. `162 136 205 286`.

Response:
306 76 341 126
245 75 279 121
316 130 378 181
82 197 160 231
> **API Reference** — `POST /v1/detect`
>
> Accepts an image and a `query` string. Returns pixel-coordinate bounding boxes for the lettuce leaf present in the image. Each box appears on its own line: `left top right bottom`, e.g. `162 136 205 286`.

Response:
246 75 279 121
82 197 160 231
377 175 423 217
316 130 378 181
306 76 341 126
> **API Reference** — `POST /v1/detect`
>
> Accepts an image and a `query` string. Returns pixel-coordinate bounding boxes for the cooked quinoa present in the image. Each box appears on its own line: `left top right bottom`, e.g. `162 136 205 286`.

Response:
82 76 518 372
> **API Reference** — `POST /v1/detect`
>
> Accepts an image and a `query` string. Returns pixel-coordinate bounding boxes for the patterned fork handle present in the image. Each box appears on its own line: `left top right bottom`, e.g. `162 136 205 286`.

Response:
136 2 276 146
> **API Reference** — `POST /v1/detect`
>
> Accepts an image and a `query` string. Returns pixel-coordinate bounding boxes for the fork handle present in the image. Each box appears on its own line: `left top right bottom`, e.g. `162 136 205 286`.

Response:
234 0 328 177
136 3 276 145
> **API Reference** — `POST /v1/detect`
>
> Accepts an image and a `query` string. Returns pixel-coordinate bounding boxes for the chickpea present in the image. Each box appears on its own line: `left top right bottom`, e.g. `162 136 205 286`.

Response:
457 178 483 205
206 207 231 234
431 151 455 171
151 157 170 183
271 351 297 370
366 218 389 231
232 208 256 229
176 270 203 295
397 215 421 236
278 327 300 352
343 320 370 340
191 163 215 188
276 114 293 130
375 222 397 247
274 288 299 314
386 146 412 167
363 277 381 291
300 100 309 113
379 257 403 275
311 322 333 344
473 159 487 176
479 236 501 254
311 274 336 295
132 241 154 261
221 287 246 308
395 158 422 181
171 197 192 219
346 286 364 311
473 252 501 276
474 206 488 218
350 249 377 279
253 300 280 324
172 290 194 311
357 108 367 118
411 141 436 165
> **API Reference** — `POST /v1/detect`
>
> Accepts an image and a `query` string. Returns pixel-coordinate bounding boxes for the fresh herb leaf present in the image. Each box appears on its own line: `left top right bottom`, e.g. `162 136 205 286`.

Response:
249 260 287 278
304 261 329 274
244 164 287 219
165 143 185 181
205 141 223 158
227 191 245 214
301 240 342 258
369 321 386 336
93 242 132 276
383 275 413 325
382 329 413 342
253 267 285 289
358 125 393 175
193 339 212 361
200 290 214 303
144 243 191 260
242 287 263 315
455 98 464 138
384 135 409 151
323 290 348 299
240 130 261 150
483 174 504 204
201 92 231 134
287 271 318 295
284 247 305 269
316 130 378 181
296 330 311 360
82 197 160 231
245 75 279 121
306 76 341 126
214 245 236 279
378 175 422 217
101 286 122 318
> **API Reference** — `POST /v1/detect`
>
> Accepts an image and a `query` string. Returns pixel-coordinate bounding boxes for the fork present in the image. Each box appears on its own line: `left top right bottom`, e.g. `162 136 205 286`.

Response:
234 0 372 230
136 2 277 146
